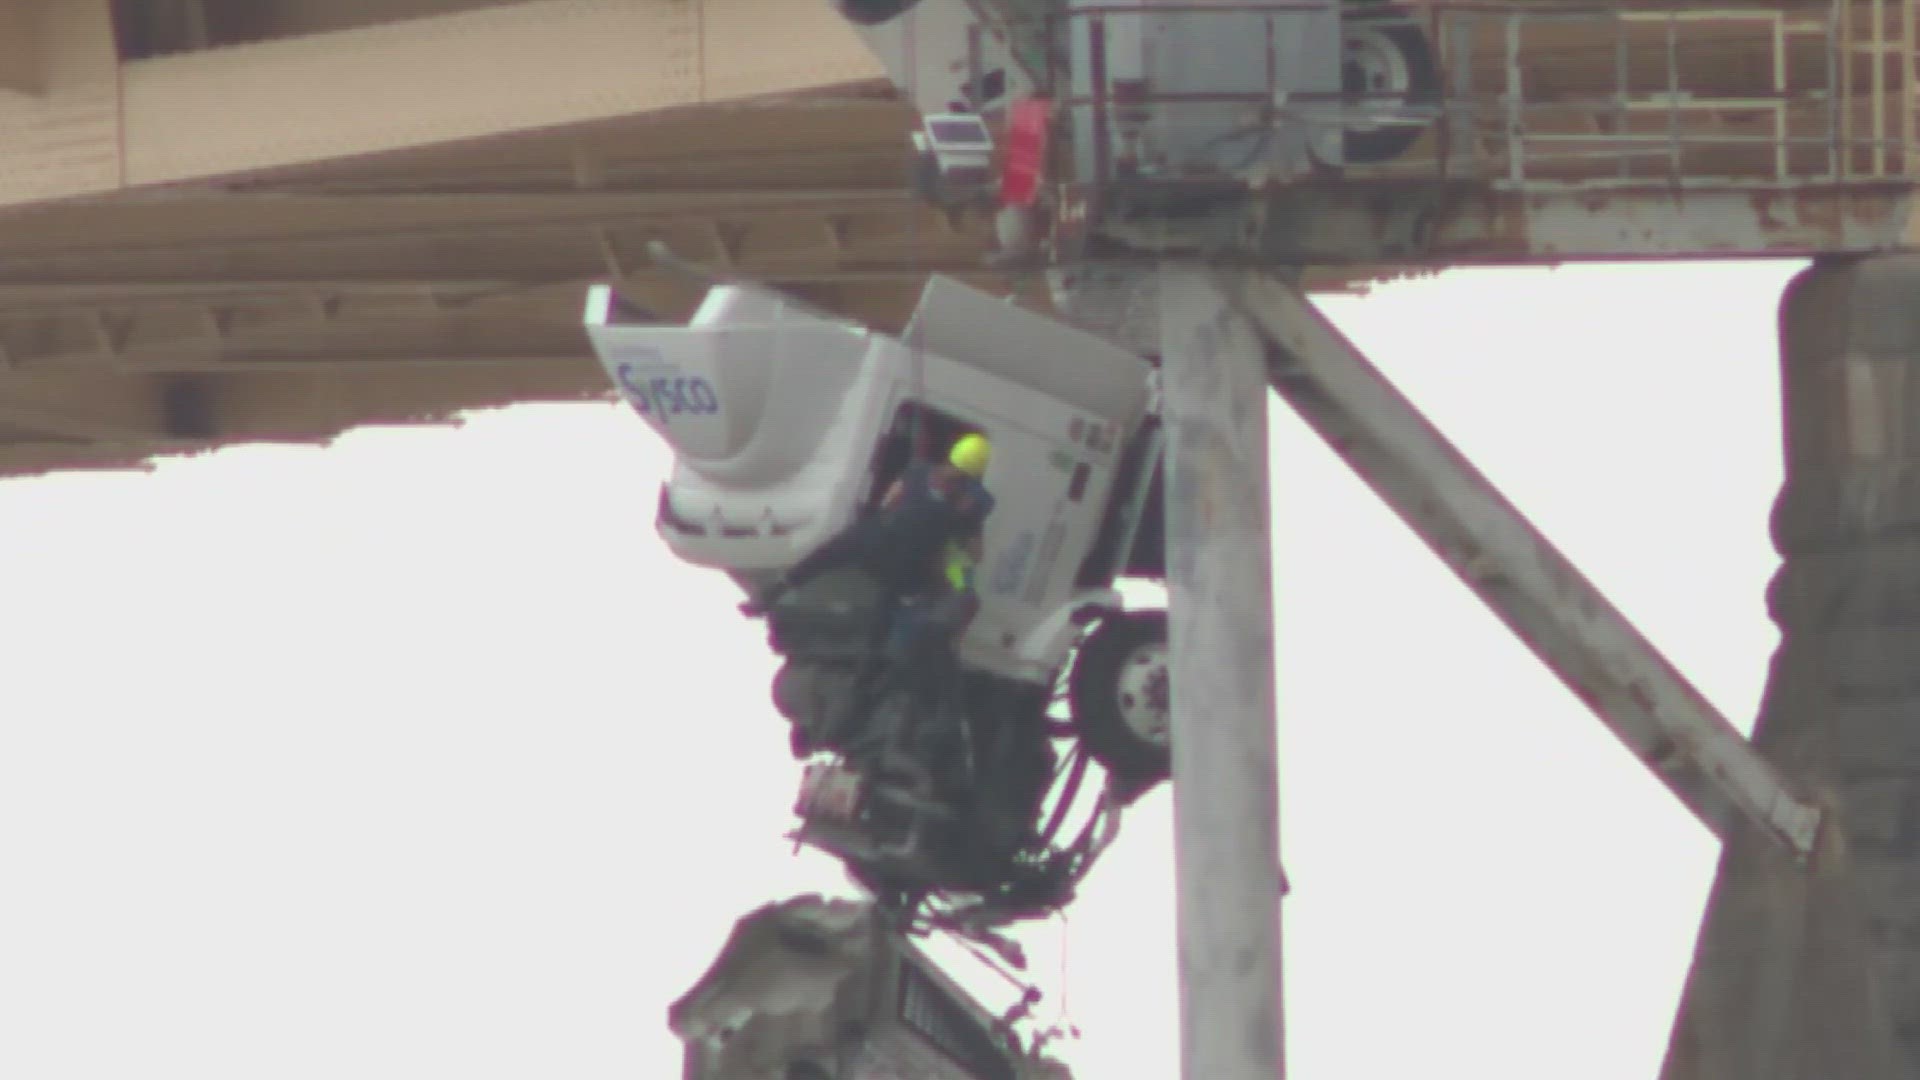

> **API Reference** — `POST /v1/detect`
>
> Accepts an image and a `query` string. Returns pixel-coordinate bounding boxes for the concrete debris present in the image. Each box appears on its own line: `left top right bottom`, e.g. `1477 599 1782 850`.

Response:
671 894 1075 1080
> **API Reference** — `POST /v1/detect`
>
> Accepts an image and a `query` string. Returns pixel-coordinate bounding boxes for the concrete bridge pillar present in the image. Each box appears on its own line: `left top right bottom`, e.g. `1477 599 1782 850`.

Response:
1661 255 1920 1080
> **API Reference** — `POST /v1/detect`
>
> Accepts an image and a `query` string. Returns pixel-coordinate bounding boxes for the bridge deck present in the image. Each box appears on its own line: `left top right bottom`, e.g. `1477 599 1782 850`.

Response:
5 0 1920 478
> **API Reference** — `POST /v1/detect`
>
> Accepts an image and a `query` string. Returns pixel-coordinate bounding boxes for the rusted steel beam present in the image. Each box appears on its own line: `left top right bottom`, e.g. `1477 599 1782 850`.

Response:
1094 182 1920 263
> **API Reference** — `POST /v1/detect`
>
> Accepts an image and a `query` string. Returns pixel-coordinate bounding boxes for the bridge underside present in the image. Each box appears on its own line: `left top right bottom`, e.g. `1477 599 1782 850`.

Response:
0 0 947 477
8 0 1920 478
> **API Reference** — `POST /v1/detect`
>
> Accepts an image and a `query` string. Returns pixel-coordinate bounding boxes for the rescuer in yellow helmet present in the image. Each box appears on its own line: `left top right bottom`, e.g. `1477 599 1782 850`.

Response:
947 431 991 480
741 430 997 618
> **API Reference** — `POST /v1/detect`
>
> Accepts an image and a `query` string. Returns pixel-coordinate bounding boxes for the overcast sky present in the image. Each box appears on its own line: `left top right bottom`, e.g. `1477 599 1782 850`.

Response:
0 259 1801 1079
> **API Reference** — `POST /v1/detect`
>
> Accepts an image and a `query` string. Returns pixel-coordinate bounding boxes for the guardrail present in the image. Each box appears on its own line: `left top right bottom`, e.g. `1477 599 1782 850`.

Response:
967 0 1917 192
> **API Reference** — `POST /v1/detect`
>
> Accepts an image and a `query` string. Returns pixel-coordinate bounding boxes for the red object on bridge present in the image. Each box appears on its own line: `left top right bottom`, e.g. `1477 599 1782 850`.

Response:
999 97 1050 208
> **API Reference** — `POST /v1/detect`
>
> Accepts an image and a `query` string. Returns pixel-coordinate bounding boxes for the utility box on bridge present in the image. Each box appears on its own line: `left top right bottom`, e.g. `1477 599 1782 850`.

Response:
1059 0 1349 181
669 895 1072 1080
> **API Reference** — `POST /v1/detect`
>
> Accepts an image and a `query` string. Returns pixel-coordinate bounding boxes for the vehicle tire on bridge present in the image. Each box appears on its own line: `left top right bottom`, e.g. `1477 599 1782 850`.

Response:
1341 0 1440 165
1068 609 1171 784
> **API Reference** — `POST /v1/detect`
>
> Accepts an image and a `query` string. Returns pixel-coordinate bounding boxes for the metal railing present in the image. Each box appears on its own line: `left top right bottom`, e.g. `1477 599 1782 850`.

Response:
971 0 1919 192
1836 0 1920 176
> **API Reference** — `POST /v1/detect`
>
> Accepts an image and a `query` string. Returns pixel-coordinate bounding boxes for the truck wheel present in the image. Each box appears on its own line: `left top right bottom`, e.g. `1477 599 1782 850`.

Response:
1068 610 1171 784
1342 1 1439 165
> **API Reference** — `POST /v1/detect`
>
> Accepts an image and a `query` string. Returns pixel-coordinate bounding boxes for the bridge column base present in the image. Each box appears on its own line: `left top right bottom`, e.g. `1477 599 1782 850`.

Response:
1662 254 1920 1080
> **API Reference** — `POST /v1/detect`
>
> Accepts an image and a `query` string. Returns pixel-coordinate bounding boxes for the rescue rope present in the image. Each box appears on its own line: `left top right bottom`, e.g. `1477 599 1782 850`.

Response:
1040 908 1083 1049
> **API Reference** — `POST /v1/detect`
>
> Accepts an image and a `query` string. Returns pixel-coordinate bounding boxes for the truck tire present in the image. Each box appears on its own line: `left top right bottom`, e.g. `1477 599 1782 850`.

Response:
1342 1 1440 165
1068 610 1171 784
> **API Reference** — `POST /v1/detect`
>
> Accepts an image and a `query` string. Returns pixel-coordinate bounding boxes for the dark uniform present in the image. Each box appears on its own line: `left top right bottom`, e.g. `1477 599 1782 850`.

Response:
885 539 984 671
744 459 995 616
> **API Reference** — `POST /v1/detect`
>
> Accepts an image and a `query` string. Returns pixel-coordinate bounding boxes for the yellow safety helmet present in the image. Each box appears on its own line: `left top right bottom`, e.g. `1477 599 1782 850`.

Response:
948 432 992 478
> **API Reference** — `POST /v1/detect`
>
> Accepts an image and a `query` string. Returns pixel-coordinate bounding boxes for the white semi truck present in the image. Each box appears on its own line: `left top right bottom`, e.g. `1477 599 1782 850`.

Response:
584 273 1171 926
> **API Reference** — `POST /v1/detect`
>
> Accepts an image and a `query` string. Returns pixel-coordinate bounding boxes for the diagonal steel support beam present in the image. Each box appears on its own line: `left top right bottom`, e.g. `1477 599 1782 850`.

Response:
1205 269 1823 862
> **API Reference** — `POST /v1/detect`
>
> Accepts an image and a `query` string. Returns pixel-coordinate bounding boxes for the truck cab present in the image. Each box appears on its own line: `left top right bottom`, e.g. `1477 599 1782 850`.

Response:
583 275 1164 690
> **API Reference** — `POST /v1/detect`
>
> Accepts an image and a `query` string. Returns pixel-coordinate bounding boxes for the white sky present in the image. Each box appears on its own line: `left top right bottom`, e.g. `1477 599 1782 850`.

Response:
0 259 1802 1079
